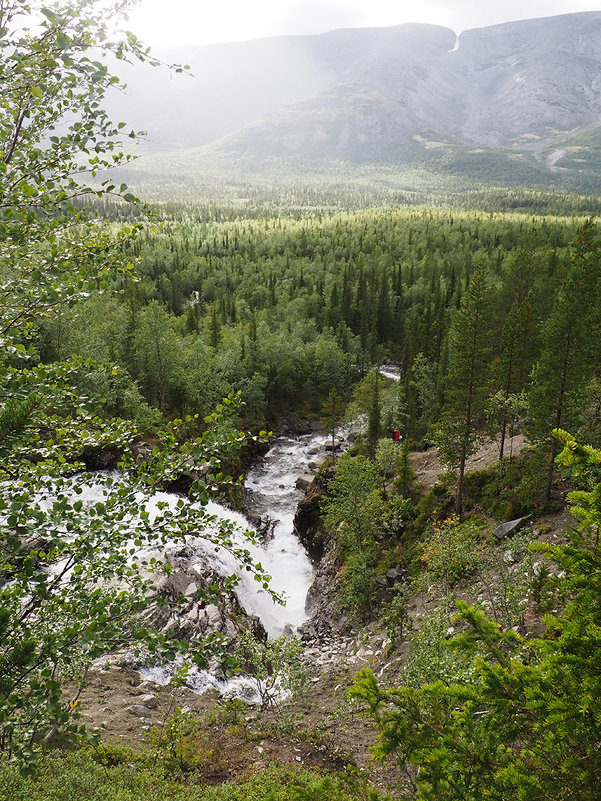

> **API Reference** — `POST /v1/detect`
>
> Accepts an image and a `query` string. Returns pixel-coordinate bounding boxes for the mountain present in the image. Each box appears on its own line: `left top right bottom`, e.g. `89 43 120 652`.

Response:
110 12 601 191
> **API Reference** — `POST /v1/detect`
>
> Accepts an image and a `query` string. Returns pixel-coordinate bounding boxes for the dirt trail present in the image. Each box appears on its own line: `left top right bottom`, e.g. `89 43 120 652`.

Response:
409 434 528 490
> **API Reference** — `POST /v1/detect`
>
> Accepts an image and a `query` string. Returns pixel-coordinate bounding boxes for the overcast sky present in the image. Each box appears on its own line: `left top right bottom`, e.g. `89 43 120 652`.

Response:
126 0 601 47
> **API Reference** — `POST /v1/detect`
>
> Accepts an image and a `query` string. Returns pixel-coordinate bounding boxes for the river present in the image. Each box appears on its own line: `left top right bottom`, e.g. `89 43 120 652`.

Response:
197 429 333 638
136 427 336 695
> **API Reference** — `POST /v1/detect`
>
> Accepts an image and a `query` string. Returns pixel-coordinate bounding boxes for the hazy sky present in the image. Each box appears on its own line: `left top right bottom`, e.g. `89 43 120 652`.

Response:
126 0 601 47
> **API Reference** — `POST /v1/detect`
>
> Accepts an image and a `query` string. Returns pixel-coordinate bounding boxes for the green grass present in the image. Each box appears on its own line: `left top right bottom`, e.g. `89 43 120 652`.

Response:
0 748 375 801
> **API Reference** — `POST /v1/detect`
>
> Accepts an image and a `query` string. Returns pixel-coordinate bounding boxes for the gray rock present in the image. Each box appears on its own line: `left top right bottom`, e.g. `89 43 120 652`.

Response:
252 514 278 542
494 516 529 540
295 475 313 491
204 604 222 628
137 680 159 692
126 704 152 719
138 694 159 709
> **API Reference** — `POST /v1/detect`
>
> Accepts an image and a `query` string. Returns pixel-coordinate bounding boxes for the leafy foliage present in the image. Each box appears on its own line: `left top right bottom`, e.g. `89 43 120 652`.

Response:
0 0 267 768
350 431 601 800
321 454 384 619
0 397 272 762
0 749 375 801
418 516 484 593
234 631 307 710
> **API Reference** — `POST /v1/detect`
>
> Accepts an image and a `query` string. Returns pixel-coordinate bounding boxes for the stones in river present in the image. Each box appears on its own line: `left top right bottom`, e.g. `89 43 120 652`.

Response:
295 475 313 491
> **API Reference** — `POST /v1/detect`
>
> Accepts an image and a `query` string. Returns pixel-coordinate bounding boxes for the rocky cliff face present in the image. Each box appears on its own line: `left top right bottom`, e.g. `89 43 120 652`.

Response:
293 464 335 564
443 14 601 148
291 465 355 640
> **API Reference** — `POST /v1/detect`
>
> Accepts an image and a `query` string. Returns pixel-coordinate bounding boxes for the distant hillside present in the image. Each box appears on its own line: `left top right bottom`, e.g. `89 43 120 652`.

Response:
109 12 601 193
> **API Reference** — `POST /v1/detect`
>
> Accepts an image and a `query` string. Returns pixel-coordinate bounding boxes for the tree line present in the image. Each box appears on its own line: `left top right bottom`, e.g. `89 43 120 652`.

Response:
33 203 601 511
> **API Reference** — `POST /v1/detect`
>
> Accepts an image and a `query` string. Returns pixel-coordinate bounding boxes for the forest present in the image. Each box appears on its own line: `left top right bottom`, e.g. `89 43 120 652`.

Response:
1 1 601 800
38 202 601 512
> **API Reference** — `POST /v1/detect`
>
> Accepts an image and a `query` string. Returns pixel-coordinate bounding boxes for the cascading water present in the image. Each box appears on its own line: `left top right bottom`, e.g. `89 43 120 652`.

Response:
379 364 401 382
241 431 332 634
124 429 335 695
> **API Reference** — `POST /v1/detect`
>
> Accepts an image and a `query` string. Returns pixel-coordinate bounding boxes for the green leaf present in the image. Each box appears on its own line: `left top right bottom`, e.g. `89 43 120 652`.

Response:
41 8 59 23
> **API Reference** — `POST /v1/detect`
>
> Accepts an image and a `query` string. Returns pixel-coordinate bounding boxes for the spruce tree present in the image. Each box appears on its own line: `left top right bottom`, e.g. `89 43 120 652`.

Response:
529 221 601 501
367 369 382 457
495 244 547 459
436 265 494 517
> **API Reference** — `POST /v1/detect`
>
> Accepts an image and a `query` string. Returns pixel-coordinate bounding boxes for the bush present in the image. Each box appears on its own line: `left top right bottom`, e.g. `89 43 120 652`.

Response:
402 609 477 688
0 751 378 801
146 707 214 774
337 545 381 620
234 632 308 709
463 452 544 519
203 764 386 801
382 587 412 646
419 516 484 591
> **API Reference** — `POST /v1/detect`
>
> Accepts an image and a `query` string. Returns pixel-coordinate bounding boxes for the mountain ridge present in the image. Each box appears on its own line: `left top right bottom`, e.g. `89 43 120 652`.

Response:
111 12 601 191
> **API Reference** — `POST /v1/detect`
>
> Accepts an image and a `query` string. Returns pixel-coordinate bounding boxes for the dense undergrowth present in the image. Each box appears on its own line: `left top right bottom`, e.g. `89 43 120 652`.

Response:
0 750 378 801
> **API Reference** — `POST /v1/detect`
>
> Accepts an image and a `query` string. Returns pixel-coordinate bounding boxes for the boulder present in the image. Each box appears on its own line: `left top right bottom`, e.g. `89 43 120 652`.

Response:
126 704 152 719
301 550 351 640
247 512 279 542
81 445 123 470
130 440 154 462
293 465 335 562
385 566 409 586
141 548 268 643
494 516 530 540
138 693 158 709
295 475 314 491
276 414 314 436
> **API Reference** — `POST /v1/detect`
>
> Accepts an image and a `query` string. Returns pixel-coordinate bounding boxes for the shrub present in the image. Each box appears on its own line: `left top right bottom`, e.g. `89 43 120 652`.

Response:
463 452 544 519
402 609 477 688
234 632 308 710
146 707 214 774
419 516 484 591
0 751 379 801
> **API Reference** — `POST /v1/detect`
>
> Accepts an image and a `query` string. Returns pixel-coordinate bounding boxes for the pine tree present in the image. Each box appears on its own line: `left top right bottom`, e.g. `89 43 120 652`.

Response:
529 221 601 501
367 369 382 457
437 265 494 517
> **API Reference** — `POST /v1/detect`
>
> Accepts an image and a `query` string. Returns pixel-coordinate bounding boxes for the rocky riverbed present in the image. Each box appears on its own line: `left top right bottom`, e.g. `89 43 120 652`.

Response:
83 418 356 697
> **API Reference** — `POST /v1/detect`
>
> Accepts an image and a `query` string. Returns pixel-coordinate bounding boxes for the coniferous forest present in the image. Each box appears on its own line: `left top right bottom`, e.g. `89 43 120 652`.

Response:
2 2 601 800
